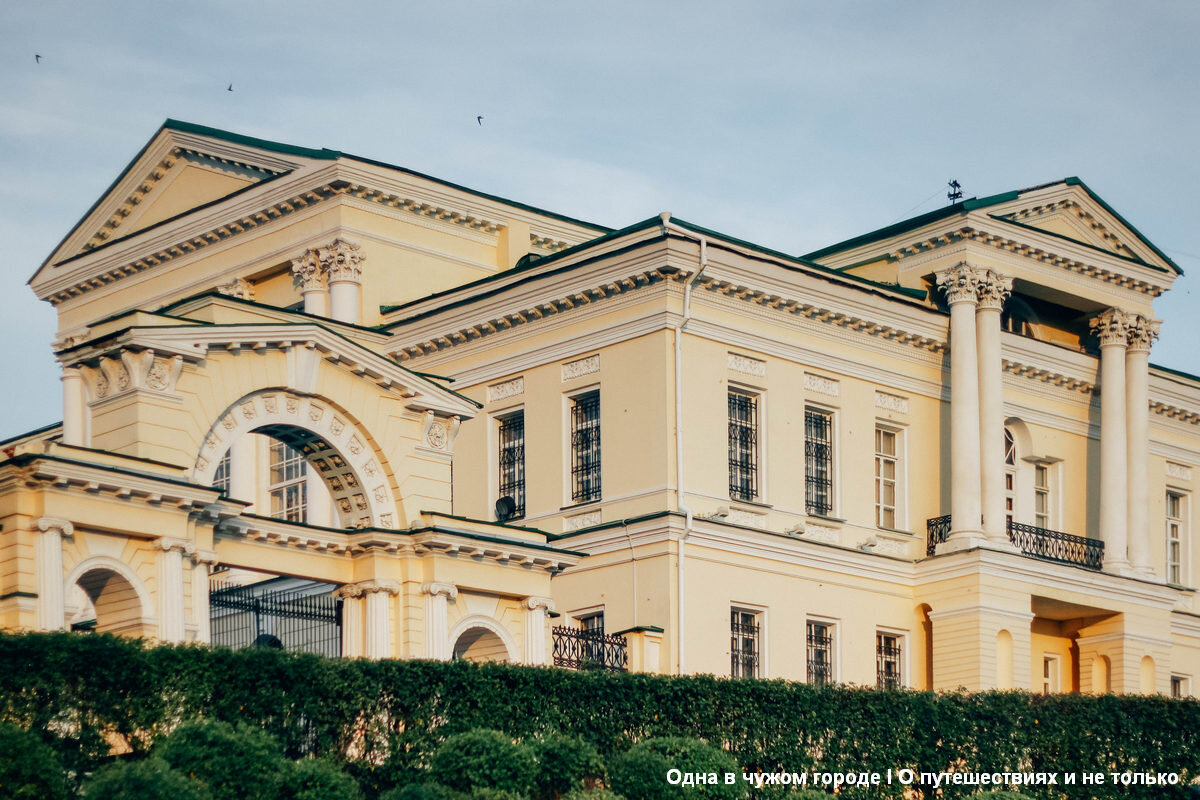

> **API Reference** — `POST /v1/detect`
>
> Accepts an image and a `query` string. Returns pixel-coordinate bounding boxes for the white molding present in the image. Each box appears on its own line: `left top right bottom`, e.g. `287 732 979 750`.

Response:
926 604 1035 624
1076 631 1173 649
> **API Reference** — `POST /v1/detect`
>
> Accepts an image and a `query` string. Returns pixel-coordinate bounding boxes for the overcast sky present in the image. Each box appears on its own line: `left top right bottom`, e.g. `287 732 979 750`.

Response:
1 1 1197 441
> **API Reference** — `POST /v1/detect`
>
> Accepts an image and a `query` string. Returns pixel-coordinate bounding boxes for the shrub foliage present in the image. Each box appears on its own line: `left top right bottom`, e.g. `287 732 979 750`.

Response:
1 632 1199 799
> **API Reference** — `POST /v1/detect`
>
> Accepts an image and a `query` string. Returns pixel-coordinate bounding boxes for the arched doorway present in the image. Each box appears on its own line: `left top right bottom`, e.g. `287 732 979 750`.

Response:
64 559 154 637
449 616 518 664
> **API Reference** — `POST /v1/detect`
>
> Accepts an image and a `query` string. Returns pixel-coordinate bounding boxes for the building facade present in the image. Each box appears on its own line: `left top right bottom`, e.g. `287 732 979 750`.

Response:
2 121 1198 694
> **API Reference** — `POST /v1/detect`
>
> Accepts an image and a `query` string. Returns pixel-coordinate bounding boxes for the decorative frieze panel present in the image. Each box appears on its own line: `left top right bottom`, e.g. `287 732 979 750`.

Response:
875 391 909 414
562 354 600 381
487 377 525 403
727 353 766 378
725 508 767 529
799 523 838 544
80 349 184 402
804 373 840 397
563 510 601 531
1167 462 1194 482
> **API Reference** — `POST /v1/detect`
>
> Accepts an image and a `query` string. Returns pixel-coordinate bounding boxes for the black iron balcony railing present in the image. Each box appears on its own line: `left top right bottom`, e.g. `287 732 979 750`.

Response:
1007 521 1104 571
552 626 628 671
926 514 951 556
925 514 1104 571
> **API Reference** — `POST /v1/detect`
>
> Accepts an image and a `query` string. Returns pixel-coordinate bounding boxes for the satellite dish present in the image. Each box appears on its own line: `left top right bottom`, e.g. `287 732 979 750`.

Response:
252 633 283 649
495 496 517 522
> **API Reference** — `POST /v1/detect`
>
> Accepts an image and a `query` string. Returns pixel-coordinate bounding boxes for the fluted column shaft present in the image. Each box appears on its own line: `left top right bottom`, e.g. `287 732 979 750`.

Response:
35 518 73 631
157 538 192 642
61 368 87 447
936 265 985 548
422 582 459 660
976 271 1012 544
1092 310 1131 574
523 596 554 665
1126 315 1159 576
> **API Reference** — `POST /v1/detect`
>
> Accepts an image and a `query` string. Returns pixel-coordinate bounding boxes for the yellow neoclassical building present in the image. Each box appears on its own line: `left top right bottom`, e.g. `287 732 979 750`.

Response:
2 120 1198 694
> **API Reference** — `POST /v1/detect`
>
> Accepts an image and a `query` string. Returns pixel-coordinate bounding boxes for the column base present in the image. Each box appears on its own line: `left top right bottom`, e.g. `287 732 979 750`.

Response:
936 531 986 555
980 537 1021 554
1104 559 1136 578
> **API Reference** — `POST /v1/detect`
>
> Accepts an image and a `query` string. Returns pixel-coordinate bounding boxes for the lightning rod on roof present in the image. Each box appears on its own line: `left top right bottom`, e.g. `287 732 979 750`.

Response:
947 179 963 203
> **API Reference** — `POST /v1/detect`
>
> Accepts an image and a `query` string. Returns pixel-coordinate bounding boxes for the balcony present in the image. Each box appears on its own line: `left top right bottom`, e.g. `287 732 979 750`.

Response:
925 514 1104 571
551 626 628 671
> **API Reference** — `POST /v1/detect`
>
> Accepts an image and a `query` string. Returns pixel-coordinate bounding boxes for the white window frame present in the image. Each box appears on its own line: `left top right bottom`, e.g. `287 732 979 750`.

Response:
1042 654 1060 695
805 616 839 686
730 603 768 679
874 423 906 530
268 439 307 522
1171 674 1191 699
1167 490 1188 586
875 627 908 689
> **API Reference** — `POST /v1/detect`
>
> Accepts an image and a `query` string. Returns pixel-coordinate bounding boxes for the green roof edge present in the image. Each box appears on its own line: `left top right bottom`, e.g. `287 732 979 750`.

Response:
1063 177 1182 275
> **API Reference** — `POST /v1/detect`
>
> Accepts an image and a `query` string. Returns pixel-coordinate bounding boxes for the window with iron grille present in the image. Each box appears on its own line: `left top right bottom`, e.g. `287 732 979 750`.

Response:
497 412 526 518
805 408 834 516
876 632 902 689
212 449 231 495
1168 491 1186 585
728 391 759 502
269 440 307 522
570 391 601 503
730 609 761 678
874 427 898 528
806 620 834 686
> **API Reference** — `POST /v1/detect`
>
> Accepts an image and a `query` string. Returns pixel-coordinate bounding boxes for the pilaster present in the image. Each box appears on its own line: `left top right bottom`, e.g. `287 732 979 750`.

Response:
422 581 459 660
156 537 195 642
522 596 554 665
360 580 400 659
191 549 218 644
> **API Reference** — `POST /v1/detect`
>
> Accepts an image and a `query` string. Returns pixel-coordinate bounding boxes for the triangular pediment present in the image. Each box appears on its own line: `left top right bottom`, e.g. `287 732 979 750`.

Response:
34 120 336 281
983 179 1178 273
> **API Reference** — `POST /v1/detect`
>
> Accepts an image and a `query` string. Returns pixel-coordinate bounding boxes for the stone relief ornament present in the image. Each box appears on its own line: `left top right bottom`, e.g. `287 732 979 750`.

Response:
1089 308 1133 347
935 263 986 305
426 421 448 450
562 354 600 381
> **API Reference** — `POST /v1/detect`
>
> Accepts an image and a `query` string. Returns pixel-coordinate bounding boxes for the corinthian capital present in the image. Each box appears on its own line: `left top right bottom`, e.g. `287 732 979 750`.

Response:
935 263 985 305
1090 308 1133 348
975 270 1012 311
320 238 364 283
1125 314 1161 353
290 248 325 291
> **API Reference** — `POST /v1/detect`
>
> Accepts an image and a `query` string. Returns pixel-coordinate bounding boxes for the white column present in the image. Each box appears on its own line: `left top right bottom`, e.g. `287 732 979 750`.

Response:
975 270 1014 547
523 596 555 665
192 550 217 644
229 435 257 509
34 517 73 631
157 538 193 642
362 580 399 659
325 239 364 324
422 582 459 660
1126 315 1160 577
1091 310 1131 575
61 367 87 447
291 248 329 317
936 264 985 551
335 585 365 658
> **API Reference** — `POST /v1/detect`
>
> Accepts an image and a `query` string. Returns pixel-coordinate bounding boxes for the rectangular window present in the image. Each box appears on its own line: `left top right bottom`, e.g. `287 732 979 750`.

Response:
569 391 601 503
1035 464 1050 528
806 620 834 687
730 609 761 678
1172 675 1189 699
874 427 898 528
497 412 526 519
728 391 759 502
1042 655 1059 695
1167 491 1186 585
269 441 307 522
876 632 902 689
805 408 834 516
212 449 231 495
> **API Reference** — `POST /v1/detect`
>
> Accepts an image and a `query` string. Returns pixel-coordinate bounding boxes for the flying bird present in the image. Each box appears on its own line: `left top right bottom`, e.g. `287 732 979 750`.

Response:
477 116 483 126
227 83 234 92
34 54 41 64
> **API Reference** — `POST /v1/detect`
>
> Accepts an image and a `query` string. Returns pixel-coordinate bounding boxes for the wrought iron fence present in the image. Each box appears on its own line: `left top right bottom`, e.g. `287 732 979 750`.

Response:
926 514 951 556
552 626 627 671
1008 521 1104 571
210 581 342 657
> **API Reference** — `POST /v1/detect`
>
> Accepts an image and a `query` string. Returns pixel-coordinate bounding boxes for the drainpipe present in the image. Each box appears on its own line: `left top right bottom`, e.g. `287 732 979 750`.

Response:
660 212 709 675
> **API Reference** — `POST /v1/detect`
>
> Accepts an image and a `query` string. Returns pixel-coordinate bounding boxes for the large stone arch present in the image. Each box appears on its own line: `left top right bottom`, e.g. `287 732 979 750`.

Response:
63 555 156 637
192 389 402 529
448 614 519 664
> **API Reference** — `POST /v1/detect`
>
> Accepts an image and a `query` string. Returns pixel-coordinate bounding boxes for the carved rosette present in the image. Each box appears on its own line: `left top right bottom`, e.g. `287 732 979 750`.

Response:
1125 314 1161 354
974 270 1012 311
1090 308 1133 348
935 263 985 305
320 238 364 283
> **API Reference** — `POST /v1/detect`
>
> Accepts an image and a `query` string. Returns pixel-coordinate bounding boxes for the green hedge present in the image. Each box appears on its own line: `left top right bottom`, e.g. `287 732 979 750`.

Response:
1 632 1198 799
